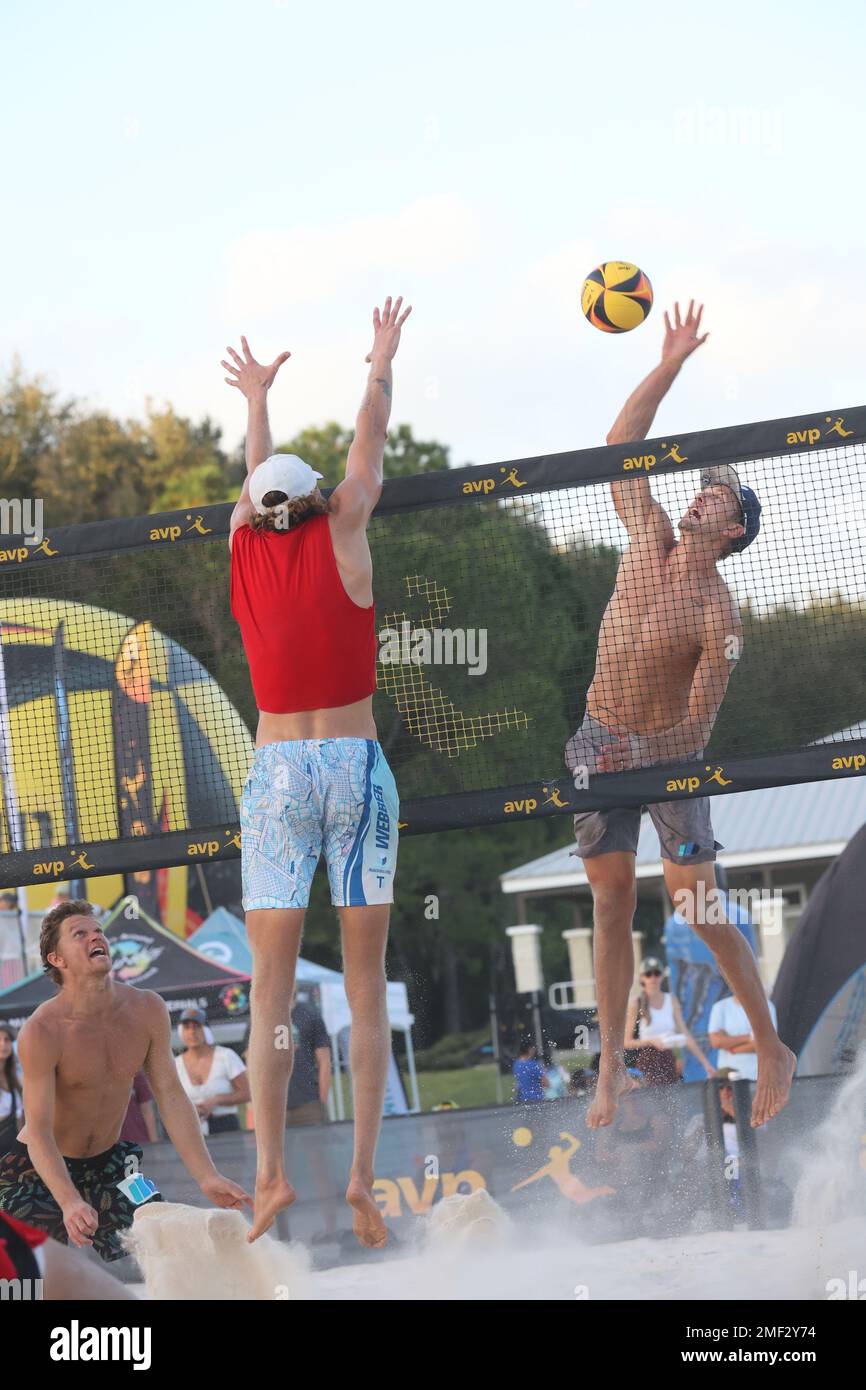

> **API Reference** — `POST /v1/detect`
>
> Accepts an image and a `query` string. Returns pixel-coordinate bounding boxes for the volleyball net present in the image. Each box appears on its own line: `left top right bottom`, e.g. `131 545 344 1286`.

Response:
1 403 865 887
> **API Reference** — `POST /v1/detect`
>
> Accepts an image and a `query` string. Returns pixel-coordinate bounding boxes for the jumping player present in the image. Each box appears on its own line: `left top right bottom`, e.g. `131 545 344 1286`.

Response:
565 301 796 1130
224 295 410 1245
0 901 251 1260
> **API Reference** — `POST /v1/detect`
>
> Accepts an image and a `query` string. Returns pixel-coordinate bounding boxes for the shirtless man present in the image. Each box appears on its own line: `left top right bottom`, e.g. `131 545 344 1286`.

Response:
224 295 409 1246
0 900 250 1261
565 301 796 1131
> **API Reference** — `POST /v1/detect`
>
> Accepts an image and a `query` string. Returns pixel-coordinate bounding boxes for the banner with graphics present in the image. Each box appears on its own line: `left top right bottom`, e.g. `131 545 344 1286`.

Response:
131 1073 856 1250
2 403 866 885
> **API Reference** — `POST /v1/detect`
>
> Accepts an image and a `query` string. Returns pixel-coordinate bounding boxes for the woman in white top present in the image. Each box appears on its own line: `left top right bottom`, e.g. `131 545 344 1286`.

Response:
624 957 715 1086
0 1025 24 1149
175 1008 250 1136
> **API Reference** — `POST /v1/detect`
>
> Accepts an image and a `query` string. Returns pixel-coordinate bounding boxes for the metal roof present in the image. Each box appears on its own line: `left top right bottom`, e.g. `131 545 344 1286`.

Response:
500 775 866 894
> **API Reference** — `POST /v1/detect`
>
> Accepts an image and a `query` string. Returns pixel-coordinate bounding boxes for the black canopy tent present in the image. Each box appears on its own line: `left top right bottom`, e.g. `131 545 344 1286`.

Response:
773 822 866 1073
0 897 250 1030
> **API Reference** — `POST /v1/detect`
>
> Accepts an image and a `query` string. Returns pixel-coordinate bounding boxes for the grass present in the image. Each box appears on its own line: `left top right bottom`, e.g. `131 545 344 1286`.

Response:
332 1052 595 1115
332 1062 509 1115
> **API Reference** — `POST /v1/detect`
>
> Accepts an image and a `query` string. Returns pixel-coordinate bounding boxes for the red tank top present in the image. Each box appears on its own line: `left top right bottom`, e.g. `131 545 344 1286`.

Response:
230 514 377 714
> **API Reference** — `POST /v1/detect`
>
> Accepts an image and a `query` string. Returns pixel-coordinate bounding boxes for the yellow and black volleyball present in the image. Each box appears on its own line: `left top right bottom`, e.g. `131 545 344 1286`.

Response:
581 261 653 333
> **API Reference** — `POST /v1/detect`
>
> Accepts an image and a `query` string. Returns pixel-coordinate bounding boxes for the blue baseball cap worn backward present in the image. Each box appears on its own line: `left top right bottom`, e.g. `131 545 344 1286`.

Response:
700 464 761 552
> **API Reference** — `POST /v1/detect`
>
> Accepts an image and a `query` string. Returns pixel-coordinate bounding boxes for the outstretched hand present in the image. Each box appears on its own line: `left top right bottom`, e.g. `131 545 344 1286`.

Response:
365 295 412 363
221 336 291 397
662 301 708 363
200 1172 254 1211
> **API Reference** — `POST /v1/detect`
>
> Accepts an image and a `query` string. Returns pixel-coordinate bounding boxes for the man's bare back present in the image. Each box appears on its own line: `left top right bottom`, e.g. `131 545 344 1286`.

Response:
19 982 157 1158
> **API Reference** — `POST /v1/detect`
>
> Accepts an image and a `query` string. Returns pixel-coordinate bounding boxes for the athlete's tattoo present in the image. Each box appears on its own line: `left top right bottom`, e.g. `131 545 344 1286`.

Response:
360 376 392 415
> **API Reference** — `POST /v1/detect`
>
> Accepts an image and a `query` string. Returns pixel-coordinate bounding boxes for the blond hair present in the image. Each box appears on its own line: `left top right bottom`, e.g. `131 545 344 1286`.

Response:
250 490 329 532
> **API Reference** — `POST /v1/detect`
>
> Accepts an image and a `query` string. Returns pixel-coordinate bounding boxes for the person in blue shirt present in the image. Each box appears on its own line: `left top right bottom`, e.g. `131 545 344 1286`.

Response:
513 1041 548 1103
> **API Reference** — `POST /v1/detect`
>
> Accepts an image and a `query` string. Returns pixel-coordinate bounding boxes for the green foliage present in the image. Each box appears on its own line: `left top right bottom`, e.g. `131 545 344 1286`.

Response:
712 597 866 756
0 363 232 525
274 419 452 487
413 1027 490 1072
0 360 74 494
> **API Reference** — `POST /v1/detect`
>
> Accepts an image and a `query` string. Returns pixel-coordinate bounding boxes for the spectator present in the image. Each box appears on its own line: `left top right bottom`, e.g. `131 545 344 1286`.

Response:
0 1026 23 1150
715 1068 740 1165
679 1068 748 1228
568 1067 594 1098
285 990 332 1127
119 1069 159 1145
0 892 17 911
544 1059 569 1100
595 1078 675 1234
626 957 715 1086
512 1040 548 1103
175 1008 249 1135
708 991 778 1080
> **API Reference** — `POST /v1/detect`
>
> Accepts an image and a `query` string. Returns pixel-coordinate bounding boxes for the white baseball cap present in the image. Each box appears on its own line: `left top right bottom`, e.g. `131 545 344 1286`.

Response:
248 454 323 513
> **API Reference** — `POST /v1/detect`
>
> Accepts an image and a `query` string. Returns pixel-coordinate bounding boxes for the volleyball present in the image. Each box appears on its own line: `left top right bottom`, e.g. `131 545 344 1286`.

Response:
581 261 653 333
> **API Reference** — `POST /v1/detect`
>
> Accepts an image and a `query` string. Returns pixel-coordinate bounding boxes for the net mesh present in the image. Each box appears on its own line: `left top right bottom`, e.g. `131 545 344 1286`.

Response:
1 426 865 880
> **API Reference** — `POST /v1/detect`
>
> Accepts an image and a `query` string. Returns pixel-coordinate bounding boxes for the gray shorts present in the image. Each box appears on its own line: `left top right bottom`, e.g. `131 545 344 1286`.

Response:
565 712 722 866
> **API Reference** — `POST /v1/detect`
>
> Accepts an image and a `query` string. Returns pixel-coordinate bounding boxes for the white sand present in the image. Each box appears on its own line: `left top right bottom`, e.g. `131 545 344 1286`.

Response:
309 1218 866 1301
127 1050 866 1301
127 1217 865 1302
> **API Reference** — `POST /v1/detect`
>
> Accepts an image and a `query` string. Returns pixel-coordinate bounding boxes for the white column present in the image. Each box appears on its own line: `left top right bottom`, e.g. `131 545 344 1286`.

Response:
505 924 544 994
631 931 645 994
753 894 786 991
562 927 595 1005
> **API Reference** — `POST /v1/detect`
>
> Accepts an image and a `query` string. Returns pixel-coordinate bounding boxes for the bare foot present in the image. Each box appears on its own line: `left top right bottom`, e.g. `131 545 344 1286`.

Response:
586 1063 637 1129
751 1043 797 1127
247 1175 296 1243
346 1177 387 1249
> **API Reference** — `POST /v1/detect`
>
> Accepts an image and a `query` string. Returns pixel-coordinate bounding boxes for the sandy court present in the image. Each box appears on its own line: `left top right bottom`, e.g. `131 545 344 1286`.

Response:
321 1215 866 1300
126 1218 865 1301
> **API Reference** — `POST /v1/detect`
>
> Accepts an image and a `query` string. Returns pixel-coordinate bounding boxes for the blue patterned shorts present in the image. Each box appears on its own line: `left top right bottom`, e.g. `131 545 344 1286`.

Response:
240 739 400 910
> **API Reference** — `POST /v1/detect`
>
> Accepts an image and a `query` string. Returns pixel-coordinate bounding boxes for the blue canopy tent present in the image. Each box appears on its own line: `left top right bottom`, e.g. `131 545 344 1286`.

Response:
664 895 757 1082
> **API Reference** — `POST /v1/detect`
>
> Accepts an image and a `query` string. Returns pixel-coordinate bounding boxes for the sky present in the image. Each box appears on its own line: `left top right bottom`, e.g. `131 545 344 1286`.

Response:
2 0 865 470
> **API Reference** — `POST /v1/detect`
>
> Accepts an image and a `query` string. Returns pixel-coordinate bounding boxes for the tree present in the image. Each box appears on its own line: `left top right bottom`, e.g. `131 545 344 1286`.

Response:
272 420 452 488
130 406 230 512
0 360 73 496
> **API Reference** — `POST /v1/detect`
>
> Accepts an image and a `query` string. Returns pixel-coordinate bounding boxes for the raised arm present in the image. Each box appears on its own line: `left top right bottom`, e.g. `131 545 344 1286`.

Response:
609 301 709 539
222 336 291 540
329 295 412 526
